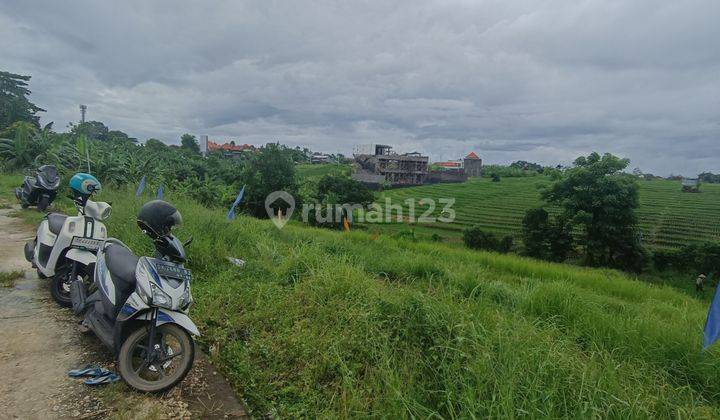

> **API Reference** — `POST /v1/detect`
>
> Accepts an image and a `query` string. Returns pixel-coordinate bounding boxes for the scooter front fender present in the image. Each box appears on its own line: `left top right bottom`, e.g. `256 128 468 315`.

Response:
66 248 97 267
133 309 201 336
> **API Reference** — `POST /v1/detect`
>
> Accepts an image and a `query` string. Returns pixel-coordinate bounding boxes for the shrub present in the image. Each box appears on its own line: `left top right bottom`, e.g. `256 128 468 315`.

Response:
175 177 234 208
522 209 573 262
240 143 299 218
307 175 373 229
498 235 514 253
522 208 550 259
652 249 677 271
463 226 512 253
653 241 720 274
549 216 574 262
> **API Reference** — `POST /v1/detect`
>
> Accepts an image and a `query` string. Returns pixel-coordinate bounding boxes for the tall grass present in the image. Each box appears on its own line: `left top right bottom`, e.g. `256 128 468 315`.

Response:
89 188 720 418
6 180 719 417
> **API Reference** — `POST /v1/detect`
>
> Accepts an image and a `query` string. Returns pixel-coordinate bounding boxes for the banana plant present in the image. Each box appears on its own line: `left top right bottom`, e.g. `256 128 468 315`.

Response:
0 121 55 169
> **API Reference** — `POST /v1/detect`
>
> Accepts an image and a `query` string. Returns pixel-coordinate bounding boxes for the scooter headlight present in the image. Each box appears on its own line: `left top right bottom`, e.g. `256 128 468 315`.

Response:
150 283 173 310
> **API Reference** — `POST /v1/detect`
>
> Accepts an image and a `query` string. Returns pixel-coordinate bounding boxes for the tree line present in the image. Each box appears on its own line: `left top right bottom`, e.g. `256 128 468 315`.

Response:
1 70 371 221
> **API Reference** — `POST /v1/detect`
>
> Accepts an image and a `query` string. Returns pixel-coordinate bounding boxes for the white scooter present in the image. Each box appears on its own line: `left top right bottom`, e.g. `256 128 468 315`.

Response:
24 193 112 307
71 200 197 392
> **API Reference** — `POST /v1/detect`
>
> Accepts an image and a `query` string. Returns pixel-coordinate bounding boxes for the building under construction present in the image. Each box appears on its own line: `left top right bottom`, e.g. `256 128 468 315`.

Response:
352 144 429 187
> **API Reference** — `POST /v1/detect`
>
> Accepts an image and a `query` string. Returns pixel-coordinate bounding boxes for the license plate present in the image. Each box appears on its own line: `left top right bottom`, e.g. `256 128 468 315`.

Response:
155 262 192 281
71 237 102 251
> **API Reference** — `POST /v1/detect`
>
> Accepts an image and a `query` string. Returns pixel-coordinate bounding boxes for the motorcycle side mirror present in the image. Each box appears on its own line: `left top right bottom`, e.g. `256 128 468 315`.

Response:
184 236 193 247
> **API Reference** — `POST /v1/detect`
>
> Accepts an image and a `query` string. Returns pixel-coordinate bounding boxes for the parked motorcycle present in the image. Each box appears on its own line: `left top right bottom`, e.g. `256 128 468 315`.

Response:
15 164 61 211
24 173 110 306
71 200 197 392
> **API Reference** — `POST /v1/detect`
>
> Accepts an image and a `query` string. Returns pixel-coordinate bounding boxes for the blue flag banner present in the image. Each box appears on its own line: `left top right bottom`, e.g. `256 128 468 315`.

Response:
703 284 720 349
156 184 164 200
227 185 246 220
135 176 146 197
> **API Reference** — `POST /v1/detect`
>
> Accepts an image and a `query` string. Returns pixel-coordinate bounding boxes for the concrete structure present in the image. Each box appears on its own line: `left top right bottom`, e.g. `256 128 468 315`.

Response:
352 145 482 187
200 135 208 156
352 144 429 187
682 178 700 192
311 152 332 164
426 170 467 183
463 152 483 177
433 160 463 169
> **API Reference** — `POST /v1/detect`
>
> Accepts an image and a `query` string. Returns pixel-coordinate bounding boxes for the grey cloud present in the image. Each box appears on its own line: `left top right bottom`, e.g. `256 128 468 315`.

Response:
1 0 718 176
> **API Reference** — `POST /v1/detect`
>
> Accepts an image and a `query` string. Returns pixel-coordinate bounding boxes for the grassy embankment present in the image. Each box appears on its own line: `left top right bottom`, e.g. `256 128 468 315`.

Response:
3 172 720 417
364 177 720 249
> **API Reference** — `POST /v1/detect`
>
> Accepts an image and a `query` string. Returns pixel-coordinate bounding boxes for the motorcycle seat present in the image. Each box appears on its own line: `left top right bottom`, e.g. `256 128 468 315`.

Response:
47 213 68 235
105 244 139 289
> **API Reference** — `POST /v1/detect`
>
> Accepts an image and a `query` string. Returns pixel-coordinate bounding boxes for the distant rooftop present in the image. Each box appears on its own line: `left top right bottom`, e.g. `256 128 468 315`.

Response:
207 140 254 152
435 161 462 168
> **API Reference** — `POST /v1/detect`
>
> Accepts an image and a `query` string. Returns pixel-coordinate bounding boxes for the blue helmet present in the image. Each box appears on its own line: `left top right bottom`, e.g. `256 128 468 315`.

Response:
69 173 101 198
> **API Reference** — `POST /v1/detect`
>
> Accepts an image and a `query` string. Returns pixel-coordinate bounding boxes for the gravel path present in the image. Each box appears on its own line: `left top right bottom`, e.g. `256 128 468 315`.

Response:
0 205 247 419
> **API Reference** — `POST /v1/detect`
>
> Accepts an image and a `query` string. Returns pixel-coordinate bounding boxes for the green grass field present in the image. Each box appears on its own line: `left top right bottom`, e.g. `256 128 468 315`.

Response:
4 172 720 417
90 189 720 416
5 181 716 417
364 177 720 249
295 163 351 181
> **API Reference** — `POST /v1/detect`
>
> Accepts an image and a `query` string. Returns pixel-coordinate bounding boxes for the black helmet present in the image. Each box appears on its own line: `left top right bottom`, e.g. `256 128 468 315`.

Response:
137 200 182 238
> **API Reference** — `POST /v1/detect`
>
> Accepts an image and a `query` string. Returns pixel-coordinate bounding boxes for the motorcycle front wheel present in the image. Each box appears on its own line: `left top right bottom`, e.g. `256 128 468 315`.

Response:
50 265 92 308
50 272 73 307
118 324 195 393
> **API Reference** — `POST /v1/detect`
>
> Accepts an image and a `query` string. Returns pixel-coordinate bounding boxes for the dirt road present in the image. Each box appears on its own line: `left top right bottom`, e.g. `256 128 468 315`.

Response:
0 205 247 419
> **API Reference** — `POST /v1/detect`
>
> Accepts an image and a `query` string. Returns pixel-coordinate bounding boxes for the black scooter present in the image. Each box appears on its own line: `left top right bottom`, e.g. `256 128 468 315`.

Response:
15 165 60 211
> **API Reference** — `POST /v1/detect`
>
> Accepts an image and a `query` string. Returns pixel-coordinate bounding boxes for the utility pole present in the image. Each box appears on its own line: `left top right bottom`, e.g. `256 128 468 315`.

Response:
79 104 90 172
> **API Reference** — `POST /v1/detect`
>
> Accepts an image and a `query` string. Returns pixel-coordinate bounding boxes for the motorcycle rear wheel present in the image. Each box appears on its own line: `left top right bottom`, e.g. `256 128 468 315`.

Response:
118 324 195 393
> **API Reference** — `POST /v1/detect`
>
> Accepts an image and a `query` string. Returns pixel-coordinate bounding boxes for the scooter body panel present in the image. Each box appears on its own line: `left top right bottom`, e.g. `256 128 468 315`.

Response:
66 248 97 267
34 214 107 277
94 248 116 304
85 243 199 351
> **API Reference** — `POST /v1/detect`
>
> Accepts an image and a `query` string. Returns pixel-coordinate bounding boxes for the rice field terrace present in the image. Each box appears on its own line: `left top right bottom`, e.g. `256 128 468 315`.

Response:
364 177 720 248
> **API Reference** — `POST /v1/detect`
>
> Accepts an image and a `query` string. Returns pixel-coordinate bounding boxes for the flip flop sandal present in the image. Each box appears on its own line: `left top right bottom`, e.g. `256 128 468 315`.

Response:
84 372 120 386
68 365 111 378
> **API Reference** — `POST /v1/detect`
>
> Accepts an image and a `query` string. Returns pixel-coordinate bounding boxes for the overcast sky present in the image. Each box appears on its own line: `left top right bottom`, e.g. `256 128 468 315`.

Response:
1 0 718 175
